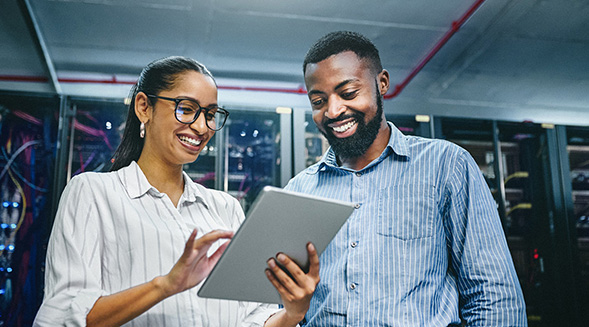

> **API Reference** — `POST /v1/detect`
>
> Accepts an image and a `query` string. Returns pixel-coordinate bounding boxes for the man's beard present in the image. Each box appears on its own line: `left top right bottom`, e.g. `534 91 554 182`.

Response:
320 86 384 160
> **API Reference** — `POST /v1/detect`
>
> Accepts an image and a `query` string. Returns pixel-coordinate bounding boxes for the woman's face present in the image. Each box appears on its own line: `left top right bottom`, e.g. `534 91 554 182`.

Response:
143 70 218 166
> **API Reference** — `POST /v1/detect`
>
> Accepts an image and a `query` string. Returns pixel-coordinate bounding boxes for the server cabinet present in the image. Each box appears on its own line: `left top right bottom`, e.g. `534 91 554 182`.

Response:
66 98 128 177
194 107 290 211
0 92 58 326
565 126 589 326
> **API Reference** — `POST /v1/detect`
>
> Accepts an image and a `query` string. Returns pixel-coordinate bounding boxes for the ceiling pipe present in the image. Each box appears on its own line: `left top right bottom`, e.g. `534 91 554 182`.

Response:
0 74 308 94
384 0 487 99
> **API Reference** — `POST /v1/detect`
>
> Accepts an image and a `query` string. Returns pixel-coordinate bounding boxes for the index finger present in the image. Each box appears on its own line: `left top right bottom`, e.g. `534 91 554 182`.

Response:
194 229 234 248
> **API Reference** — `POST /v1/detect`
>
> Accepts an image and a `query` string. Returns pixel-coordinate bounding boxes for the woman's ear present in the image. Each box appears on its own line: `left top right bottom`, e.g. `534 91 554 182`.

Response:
378 69 390 96
134 92 152 124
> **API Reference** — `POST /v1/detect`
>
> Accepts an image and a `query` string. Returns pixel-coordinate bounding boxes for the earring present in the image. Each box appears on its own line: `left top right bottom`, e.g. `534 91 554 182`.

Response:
139 122 145 138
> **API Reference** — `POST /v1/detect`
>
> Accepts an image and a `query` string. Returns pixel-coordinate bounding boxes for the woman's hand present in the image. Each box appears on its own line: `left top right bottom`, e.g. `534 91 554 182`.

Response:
265 243 320 325
160 229 233 297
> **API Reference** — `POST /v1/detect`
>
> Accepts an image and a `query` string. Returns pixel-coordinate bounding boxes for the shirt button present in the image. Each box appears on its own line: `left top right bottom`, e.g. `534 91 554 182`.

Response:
355 172 362 177
354 203 361 209
350 283 357 290
350 241 357 248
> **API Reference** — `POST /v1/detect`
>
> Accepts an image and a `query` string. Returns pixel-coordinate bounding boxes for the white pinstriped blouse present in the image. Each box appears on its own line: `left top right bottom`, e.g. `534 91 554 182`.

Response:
34 161 279 326
285 122 527 326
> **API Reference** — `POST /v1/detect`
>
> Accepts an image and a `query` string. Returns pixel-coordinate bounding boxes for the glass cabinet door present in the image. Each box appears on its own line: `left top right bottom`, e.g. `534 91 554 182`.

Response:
67 99 128 177
221 108 286 211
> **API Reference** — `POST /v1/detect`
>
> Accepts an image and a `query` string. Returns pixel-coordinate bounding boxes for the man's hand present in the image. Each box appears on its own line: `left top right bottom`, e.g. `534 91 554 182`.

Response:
265 243 320 324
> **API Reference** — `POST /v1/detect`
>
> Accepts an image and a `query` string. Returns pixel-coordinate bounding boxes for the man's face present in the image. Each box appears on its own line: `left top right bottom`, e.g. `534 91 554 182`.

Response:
304 51 386 159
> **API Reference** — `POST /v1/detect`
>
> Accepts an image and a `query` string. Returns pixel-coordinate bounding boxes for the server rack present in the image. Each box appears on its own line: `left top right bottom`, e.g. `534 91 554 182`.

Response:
565 126 589 326
0 91 58 326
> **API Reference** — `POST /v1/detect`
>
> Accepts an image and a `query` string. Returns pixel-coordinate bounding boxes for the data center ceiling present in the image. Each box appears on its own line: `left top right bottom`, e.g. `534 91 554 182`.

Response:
1 0 588 125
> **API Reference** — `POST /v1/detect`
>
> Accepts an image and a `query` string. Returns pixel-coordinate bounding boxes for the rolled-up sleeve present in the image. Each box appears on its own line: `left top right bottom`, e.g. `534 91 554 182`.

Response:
34 175 106 326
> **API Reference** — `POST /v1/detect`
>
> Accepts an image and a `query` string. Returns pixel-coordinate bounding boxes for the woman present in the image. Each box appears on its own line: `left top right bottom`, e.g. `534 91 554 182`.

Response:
34 56 318 326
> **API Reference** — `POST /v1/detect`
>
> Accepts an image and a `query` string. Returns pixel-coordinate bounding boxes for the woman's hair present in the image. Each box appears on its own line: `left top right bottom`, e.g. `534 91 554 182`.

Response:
110 56 215 171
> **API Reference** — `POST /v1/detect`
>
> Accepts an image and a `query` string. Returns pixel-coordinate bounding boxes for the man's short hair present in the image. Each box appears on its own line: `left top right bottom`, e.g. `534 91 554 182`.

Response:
303 31 383 75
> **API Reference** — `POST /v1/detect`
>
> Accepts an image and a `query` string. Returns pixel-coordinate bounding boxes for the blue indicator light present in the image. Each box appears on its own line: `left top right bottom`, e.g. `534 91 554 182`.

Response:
0 224 7 229
6 268 12 273
2 202 9 208
0 289 5 294
10 224 16 229
12 202 18 208
7 245 14 251
0 245 5 251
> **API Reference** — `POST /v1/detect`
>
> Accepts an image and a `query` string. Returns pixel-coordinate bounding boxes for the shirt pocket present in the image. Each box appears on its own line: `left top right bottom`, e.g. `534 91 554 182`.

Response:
377 183 435 240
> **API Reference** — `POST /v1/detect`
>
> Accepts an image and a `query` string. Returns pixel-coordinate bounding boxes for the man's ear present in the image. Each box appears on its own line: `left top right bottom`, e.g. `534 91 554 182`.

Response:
378 69 390 96
134 92 152 124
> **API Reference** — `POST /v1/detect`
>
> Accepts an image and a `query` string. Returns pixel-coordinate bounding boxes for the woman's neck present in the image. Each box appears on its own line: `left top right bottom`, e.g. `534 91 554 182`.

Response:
136 155 185 206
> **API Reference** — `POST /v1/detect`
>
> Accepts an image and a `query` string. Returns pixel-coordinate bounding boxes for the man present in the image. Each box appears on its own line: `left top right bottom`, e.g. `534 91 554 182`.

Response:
285 31 527 326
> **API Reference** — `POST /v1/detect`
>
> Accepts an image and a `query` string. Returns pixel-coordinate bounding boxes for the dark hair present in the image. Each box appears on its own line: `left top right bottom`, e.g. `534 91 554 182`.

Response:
110 56 215 171
303 31 383 75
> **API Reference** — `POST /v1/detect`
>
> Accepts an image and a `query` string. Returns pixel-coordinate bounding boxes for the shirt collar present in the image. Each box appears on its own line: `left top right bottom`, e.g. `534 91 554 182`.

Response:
117 161 154 199
307 121 410 174
117 161 207 206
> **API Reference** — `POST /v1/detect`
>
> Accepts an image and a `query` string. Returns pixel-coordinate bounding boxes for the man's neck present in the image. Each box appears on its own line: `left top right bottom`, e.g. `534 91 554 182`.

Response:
338 123 391 171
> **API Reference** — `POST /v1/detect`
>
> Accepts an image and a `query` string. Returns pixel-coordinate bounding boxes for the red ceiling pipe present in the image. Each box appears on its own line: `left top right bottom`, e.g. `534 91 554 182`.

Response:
0 75 49 83
384 0 487 99
0 74 308 94
58 76 135 85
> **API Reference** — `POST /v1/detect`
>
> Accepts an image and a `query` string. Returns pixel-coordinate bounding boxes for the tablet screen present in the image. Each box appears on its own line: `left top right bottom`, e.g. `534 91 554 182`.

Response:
197 185 355 304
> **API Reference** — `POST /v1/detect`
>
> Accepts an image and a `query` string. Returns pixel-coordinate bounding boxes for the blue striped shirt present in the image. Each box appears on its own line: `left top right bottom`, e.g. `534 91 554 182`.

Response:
285 122 527 326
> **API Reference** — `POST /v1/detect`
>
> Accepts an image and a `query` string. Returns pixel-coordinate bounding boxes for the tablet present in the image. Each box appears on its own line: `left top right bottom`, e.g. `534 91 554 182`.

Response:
197 185 355 304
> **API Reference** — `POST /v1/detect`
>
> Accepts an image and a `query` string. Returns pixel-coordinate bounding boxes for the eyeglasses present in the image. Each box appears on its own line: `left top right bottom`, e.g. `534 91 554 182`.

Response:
145 94 229 131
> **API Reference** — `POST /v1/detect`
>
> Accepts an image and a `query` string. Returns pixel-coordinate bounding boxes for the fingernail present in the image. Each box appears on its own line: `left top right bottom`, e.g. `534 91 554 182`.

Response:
277 253 286 263
267 259 276 268
308 243 315 251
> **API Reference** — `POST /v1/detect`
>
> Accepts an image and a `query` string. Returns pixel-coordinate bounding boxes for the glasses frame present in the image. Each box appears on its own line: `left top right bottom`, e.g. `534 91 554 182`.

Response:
145 94 229 131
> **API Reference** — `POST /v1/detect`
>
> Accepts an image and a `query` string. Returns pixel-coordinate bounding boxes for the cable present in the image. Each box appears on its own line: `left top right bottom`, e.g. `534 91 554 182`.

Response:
506 203 532 217
0 147 47 192
0 169 26 258
504 171 529 185
0 140 42 180
7 169 26 234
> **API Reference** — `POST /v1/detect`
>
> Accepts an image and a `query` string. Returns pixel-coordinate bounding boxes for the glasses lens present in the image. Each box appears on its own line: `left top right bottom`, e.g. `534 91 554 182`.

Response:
176 100 200 123
208 109 228 131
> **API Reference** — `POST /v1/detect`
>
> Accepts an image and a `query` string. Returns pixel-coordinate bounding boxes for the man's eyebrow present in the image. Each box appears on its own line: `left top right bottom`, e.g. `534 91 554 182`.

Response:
308 78 359 96
335 79 358 91
308 89 324 96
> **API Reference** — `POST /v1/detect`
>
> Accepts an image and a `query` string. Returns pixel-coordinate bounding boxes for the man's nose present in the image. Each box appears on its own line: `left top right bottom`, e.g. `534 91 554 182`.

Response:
326 98 346 119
